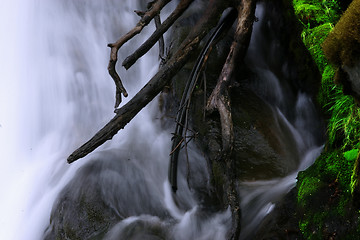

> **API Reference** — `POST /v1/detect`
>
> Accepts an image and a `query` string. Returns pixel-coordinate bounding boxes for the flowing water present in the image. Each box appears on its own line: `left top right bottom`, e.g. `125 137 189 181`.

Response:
0 1 323 239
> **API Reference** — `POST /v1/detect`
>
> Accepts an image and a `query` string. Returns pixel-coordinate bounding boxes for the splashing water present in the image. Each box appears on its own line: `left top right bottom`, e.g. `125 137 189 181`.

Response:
0 1 323 239
0 0 163 239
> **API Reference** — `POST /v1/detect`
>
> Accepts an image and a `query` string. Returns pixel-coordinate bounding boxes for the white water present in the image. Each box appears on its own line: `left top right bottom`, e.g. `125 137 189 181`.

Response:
0 0 166 239
0 1 323 239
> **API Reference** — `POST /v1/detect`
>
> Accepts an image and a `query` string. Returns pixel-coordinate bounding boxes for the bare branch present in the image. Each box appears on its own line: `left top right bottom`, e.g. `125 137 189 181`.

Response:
134 10 145 17
67 0 227 164
154 15 165 63
108 0 171 108
206 0 256 153
205 1 257 239
168 7 238 192
122 0 195 70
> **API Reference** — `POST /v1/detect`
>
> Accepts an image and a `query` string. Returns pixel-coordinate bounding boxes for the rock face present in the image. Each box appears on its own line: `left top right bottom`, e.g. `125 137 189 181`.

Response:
45 0 323 239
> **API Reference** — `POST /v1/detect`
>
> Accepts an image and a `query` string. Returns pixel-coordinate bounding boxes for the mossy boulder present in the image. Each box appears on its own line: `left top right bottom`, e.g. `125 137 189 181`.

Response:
322 0 360 67
322 0 360 101
256 150 360 239
295 151 360 239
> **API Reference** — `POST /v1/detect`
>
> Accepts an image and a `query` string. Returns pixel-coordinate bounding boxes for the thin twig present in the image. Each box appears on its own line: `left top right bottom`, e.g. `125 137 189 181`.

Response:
108 0 171 108
169 137 184 155
154 15 165 63
203 71 207 121
122 0 195 70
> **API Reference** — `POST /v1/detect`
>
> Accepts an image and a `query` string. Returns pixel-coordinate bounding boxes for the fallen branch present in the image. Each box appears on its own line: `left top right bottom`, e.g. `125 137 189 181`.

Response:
122 0 195 70
154 15 165 62
67 0 227 164
206 0 256 153
108 0 171 108
205 1 257 239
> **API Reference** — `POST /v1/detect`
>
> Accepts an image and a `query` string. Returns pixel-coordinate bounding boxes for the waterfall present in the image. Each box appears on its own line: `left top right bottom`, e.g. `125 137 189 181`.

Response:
1 0 168 239
0 1 323 239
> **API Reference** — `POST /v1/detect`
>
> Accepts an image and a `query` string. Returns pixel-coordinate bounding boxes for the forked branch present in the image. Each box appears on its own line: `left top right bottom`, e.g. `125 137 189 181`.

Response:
205 1 257 239
122 0 195 70
68 0 227 164
206 0 256 153
108 0 171 108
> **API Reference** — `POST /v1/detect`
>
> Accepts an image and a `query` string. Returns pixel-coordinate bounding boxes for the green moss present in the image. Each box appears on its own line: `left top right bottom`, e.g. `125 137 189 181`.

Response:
296 149 359 238
299 150 354 186
328 95 360 150
351 153 360 196
337 193 350 216
299 211 328 239
344 149 359 161
322 0 360 66
293 0 340 28
302 23 333 72
292 0 360 237
297 176 321 205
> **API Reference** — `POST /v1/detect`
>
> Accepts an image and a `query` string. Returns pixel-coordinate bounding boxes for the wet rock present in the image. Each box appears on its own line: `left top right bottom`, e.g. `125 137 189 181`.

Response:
44 151 169 240
104 217 169 240
161 0 323 237
45 0 323 238
163 0 320 186
253 188 303 240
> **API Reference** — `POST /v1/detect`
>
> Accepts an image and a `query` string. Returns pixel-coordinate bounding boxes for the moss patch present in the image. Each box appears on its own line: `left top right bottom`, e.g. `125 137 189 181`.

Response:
322 0 360 67
296 150 360 239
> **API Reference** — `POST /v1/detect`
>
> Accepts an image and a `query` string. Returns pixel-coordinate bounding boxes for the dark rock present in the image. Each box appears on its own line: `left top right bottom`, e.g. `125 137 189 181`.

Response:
254 188 303 240
44 151 169 240
163 0 321 190
104 217 169 240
